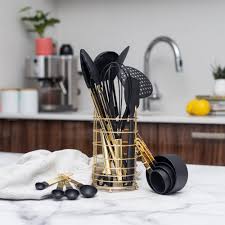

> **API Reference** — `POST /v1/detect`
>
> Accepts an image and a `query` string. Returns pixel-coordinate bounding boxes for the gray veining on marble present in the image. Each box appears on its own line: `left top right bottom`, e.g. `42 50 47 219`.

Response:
0 152 225 225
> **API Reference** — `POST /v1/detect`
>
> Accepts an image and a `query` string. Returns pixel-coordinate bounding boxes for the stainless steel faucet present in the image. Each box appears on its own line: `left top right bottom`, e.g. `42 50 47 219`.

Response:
143 36 183 111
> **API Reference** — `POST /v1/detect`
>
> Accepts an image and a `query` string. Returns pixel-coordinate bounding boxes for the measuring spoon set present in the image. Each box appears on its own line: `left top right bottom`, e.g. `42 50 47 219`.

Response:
35 174 97 200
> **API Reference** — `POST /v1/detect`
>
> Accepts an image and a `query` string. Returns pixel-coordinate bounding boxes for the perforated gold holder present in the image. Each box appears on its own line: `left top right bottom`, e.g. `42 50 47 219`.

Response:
92 112 138 192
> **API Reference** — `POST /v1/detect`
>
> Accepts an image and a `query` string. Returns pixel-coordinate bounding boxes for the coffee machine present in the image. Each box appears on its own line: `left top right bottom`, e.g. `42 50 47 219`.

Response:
25 54 79 112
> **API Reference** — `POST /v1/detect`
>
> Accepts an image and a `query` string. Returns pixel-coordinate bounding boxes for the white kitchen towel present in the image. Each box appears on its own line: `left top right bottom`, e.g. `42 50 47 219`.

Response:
0 149 93 200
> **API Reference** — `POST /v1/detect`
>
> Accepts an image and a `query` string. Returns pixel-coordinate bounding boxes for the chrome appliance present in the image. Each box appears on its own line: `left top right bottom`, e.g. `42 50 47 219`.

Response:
25 55 78 112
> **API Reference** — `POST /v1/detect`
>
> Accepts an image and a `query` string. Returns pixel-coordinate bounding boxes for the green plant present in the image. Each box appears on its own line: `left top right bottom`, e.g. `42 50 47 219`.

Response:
212 65 225 80
19 6 60 38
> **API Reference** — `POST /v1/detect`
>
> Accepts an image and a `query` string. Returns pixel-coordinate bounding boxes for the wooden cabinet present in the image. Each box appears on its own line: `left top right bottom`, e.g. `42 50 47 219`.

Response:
0 120 11 151
138 123 158 155
158 124 225 166
0 120 93 156
0 119 225 165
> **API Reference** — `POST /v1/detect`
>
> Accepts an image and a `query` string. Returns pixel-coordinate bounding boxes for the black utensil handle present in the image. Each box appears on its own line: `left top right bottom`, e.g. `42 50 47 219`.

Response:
112 85 118 116
126 119 135 184
119 107 129 132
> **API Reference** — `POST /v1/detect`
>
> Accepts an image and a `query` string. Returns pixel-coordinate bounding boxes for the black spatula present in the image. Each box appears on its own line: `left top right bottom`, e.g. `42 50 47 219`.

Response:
124 77 140 185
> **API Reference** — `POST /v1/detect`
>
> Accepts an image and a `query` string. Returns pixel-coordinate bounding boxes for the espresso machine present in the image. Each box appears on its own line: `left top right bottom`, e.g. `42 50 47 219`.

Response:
25 53 79 112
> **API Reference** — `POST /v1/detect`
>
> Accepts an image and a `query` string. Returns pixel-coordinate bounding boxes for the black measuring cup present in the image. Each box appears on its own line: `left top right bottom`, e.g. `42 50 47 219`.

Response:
146 154 188 194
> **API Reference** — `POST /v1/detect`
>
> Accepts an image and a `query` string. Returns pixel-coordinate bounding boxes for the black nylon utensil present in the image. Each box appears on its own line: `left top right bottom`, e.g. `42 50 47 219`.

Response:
106 46 130 79
109 46 130 79
117 65 153 132
117 46 129 65
80 49 95 89
81 49 121 183
80 49 107 118
94 51 119 119
124 77 140 184
120 66 153 98
94 51 118 77
124 77 140 116
94 46 130 121
83 51 113 119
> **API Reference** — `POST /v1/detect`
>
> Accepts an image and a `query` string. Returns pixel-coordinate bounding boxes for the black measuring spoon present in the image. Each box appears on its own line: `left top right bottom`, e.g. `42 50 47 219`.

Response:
35 176 66 190
70 179 98 198
35 181 49 190
64 180 80 200
51 181 65 200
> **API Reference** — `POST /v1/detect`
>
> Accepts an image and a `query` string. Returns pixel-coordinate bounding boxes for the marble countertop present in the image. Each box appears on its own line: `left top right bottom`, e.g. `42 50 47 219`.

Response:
0 152 224 225
1 111 225 124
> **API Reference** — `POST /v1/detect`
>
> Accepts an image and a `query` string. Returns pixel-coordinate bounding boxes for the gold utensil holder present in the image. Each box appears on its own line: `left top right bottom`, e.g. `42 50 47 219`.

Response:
92 113 138 192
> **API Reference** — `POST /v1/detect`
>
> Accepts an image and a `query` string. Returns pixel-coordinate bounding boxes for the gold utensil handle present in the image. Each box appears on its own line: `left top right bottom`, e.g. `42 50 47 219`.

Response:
135 134 155 170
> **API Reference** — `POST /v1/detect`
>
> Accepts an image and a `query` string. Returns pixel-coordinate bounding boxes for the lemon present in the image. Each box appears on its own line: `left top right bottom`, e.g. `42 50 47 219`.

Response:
186 99 211 116
193 99 211 116
186 99 199 115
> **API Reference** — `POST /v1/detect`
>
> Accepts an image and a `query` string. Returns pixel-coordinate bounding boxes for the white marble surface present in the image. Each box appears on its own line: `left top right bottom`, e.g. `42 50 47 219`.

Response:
1 110 225 124
0 152 224 225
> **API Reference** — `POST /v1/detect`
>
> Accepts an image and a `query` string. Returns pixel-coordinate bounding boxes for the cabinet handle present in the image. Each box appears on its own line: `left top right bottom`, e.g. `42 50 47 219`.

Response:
191 132 225 140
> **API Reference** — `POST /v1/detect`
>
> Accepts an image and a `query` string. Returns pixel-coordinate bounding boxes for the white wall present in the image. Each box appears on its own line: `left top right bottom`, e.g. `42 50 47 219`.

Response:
55 0 225 113
1 0 225 113
0 0 55 89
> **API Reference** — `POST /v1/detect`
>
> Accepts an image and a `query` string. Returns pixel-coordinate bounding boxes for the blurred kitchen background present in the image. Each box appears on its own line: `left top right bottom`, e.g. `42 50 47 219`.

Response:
1 0 225 166
1 0 224 113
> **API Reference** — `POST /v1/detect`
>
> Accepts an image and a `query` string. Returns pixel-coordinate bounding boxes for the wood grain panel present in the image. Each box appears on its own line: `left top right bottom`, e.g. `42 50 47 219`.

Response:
61 121 93 156
36 120 49 150
158 123 225 166
36 121 62 151
190 124 225 165
1 118 225 165
0 120 11 151
8 120 37 153
158 123 179 155
138 123 158 155
47 121 62 150
25 120 37 151
10 120 23 152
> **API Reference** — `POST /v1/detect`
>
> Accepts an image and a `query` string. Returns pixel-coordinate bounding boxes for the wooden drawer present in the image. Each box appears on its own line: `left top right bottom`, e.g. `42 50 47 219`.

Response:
158 123 225 165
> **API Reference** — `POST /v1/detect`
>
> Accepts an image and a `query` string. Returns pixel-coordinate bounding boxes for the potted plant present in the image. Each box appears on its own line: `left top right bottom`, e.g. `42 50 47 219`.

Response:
212 65 225 96
20 6 60 55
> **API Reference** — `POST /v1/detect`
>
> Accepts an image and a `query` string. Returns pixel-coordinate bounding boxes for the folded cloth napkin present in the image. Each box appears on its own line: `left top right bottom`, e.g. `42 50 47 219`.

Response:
0 149 92 200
